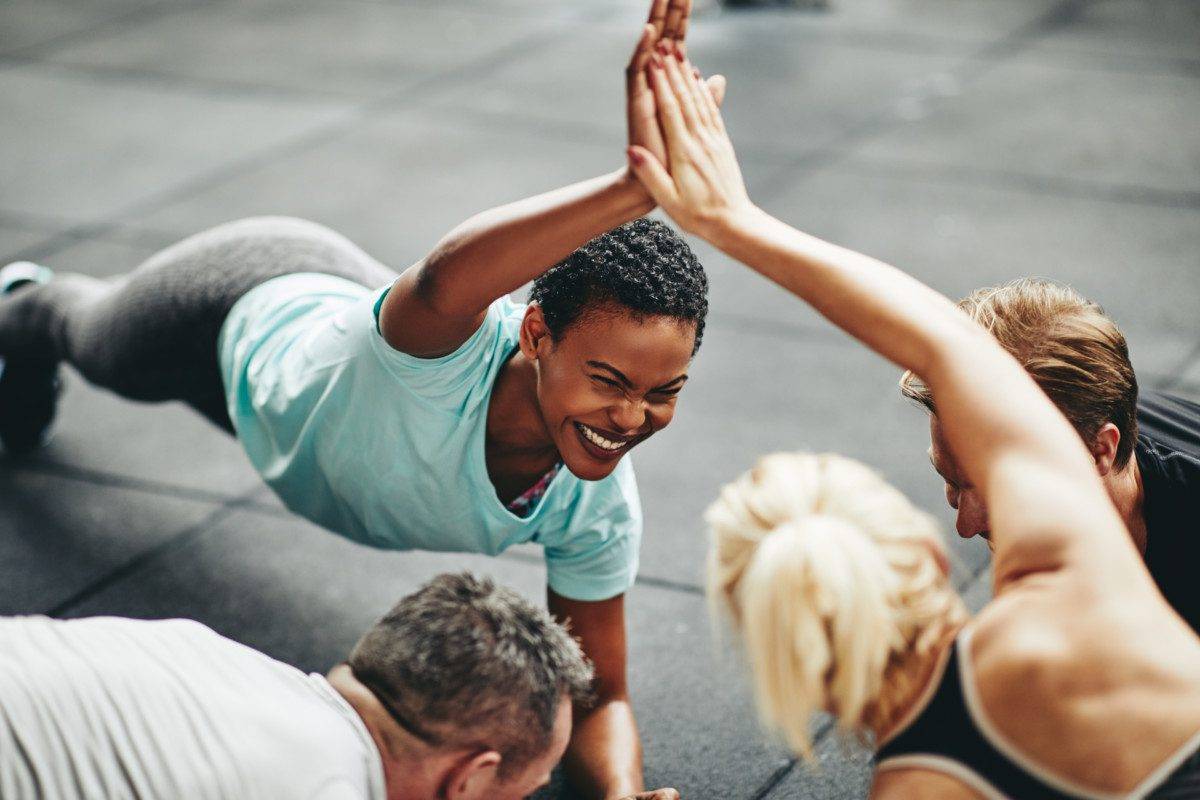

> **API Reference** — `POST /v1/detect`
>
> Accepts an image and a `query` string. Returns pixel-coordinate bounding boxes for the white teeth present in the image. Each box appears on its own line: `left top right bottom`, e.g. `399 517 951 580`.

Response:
578 423 626 452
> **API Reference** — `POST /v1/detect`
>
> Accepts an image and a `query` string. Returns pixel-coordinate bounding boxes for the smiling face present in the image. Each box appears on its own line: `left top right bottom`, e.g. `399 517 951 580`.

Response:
522 303 696 482
928 415 992 546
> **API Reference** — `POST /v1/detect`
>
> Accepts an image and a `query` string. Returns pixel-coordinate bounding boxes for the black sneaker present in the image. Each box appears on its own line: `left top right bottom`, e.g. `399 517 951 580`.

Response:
0 261 60 455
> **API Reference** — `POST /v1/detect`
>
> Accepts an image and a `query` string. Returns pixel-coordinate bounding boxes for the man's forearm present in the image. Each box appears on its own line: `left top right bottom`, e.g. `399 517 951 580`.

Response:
564 697 644 800
415 168 655 317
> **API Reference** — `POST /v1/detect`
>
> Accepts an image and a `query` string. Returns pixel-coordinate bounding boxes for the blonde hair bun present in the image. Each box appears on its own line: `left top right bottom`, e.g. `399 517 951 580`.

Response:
706 452 963 757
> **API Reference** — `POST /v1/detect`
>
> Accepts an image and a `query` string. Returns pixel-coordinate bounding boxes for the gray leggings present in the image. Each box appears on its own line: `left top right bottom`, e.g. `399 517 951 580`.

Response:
0 217 398 432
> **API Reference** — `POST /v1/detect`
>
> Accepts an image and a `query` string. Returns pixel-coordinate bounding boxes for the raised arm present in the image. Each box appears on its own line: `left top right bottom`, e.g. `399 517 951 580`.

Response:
626 49 1138 586
380 170 653 358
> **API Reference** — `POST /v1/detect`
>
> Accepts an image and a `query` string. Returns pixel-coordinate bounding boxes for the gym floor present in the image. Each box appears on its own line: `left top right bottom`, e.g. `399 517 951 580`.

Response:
1 1 1197 797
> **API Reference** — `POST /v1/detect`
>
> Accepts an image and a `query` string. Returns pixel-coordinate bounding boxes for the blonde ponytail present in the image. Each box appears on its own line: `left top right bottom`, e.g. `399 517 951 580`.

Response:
706 453 964 758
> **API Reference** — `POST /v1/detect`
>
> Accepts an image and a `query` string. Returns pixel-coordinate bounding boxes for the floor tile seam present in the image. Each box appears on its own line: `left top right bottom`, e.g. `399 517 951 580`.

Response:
734 40 986 205
0 219 189 267
8 29 569 252
981 48 1200 81
491 547 708 596
0 0 224 63
406 97 805 167
748 757 800 800
365 25 578 111
0 209 244 255
8 110 372 265
4 458 260 509
0 56 377 105
829 155 1200 211
7 225 121 269
967 0 1094 65
0 209 76 235
45 485 262 618
753 0 1100 198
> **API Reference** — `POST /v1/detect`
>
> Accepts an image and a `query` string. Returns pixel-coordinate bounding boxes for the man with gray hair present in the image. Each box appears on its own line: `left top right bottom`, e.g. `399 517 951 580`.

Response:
0 573 593 800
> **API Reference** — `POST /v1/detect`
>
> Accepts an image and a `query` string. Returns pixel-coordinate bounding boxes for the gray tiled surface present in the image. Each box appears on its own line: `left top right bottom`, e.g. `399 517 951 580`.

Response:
1 1 1197 798
1027 0 1200 63
0 64 356 223
855 55 1200 194
44 2 562 99
0 468 221 614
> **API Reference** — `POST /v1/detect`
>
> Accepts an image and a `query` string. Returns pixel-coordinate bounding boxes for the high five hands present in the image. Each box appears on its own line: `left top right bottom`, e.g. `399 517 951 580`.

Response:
627 0 726 175
626 1 752 243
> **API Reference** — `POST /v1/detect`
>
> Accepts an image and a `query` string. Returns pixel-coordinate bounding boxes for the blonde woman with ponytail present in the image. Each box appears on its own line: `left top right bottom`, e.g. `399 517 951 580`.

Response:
623 39 1200 799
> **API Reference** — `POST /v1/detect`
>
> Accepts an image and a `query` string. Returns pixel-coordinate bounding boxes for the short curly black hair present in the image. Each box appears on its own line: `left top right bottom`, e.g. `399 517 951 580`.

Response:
529 218 708 355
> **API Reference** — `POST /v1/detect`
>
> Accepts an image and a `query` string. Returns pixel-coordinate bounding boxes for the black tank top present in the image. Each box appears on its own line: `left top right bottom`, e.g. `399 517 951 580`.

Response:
875 635 1200 799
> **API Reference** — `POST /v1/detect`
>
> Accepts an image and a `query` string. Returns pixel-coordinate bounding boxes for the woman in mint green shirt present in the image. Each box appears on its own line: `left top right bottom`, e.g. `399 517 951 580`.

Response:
0 2 718 796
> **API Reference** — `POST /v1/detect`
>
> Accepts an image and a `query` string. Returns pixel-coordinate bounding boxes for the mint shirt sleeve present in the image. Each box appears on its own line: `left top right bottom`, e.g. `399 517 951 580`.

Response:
543 459 643 602
367 290 514 412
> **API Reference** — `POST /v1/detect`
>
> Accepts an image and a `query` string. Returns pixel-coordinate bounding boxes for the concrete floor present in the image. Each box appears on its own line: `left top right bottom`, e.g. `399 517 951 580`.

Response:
1 0 1198 797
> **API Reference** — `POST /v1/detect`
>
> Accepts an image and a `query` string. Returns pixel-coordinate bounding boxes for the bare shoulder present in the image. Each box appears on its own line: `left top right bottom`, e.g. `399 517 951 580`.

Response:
871 764 990 800
967 597 1081 706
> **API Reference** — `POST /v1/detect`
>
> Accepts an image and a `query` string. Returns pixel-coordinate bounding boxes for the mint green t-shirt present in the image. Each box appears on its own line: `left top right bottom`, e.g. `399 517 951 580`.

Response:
218 274 641 601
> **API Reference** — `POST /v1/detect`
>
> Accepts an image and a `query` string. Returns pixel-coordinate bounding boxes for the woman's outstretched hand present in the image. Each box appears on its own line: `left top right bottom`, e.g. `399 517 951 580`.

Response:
626 0 726 175
626 47 751 240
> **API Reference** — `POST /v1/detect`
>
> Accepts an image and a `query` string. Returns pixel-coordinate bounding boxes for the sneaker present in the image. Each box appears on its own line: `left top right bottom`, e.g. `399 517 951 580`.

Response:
0 261 61 455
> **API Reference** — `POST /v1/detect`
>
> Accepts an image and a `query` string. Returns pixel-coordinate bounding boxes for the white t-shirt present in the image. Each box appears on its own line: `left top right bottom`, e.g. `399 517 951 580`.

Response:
0 616 386 800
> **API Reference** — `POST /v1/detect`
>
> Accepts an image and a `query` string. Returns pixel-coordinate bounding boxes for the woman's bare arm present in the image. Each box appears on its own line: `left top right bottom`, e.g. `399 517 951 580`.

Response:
380 169 654 358
626 48 1136 584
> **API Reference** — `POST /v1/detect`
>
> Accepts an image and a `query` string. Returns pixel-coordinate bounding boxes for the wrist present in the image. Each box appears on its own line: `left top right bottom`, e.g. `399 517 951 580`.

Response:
701 201 766 251
614 166 656 215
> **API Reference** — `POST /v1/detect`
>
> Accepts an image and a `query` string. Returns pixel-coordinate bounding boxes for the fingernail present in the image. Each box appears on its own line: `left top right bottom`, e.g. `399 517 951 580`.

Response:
675 49 685 62
627 147 644 166
692 67 701 78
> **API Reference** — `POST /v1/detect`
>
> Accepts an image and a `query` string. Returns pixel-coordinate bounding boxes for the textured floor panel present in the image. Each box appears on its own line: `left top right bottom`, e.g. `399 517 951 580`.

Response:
1026 0 1200 64
0 0 180 56
44 1 561 100
128 106 788 267
431 14 967 158
0 468 220 614
757 162 1200 374
855 54 1200 194
0 64 355 223
23 367 262 499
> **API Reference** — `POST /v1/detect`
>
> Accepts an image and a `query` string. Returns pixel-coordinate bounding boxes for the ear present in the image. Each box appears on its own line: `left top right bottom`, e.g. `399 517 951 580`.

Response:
519 303 553 361
1089 422 1122 477
445 750 503 800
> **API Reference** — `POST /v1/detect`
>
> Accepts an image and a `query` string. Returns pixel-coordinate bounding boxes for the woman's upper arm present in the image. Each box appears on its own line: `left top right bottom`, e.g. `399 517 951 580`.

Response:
378 265 489 358
985 450 1136 590
547 590 628 698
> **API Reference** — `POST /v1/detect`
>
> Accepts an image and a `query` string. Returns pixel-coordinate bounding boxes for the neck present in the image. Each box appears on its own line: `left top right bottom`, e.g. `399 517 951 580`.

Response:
486 349 556 455
326 665 439 800
1104 456 1147 555
872 620 964 746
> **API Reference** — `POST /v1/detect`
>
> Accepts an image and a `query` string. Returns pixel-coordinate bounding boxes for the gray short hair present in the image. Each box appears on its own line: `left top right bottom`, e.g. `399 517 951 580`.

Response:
348 573 593 776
